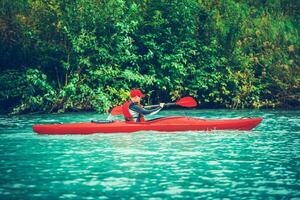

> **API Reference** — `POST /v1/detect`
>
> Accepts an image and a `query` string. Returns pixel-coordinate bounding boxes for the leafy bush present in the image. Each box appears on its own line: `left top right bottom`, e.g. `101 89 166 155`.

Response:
0 0 299 114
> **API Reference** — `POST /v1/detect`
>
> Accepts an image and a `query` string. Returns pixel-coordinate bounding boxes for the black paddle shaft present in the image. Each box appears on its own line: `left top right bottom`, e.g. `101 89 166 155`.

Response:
144 103 175 109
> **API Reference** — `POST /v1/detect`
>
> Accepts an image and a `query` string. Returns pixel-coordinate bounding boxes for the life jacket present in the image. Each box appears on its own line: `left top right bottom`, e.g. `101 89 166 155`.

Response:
122 101 145 122
122 101 133 122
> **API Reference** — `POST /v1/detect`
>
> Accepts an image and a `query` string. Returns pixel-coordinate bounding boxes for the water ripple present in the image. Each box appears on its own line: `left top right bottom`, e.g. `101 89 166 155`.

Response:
0 110 299 199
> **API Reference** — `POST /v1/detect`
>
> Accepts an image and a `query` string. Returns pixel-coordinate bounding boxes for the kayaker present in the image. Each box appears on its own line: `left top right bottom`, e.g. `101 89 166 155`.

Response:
122 89 165 122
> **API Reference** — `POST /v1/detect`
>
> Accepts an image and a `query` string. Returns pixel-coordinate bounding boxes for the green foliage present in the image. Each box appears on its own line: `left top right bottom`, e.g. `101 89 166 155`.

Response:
0 69 55 113
0 0 299 114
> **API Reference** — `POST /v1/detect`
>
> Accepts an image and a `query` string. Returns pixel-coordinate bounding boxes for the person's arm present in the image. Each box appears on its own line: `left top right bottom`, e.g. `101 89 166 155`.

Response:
129 104 162 115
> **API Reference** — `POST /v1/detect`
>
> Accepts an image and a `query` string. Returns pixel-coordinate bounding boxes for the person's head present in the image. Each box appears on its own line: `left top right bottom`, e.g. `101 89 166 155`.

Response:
130 89 144 103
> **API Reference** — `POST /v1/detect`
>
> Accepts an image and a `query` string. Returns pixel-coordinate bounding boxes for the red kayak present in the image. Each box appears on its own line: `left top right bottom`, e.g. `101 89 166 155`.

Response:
32 116 262 135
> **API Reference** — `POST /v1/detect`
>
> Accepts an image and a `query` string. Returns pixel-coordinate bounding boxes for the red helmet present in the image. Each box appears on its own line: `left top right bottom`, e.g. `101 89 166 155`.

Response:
130 89 145 98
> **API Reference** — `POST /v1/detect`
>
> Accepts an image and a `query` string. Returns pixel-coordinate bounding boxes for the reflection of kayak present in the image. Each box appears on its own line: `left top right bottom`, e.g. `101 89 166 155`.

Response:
32 116 263 135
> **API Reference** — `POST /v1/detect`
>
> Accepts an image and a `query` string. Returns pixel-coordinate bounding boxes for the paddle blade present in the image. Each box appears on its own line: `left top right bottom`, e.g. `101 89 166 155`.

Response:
176 97 197 108
110 105 123 116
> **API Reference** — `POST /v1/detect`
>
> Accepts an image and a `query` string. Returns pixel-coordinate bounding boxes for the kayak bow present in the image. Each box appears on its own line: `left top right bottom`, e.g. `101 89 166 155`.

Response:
32 116 262 135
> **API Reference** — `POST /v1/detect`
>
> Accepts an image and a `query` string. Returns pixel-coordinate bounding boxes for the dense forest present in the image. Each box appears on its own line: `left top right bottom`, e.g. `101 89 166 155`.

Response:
0 0 299 114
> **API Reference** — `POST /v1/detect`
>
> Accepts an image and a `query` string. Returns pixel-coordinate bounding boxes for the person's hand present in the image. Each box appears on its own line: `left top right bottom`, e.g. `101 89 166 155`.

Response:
159 103 165 108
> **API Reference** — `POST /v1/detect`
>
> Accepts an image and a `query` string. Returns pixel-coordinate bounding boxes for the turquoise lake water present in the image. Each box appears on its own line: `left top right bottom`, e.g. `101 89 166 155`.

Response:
0 109 299 199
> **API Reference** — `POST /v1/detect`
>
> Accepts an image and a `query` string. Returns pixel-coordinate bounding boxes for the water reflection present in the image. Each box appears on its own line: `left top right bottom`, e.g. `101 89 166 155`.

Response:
0 109 299 199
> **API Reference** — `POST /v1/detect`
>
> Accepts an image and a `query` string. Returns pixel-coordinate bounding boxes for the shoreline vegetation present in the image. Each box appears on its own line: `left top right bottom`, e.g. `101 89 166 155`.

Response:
0 0 299 115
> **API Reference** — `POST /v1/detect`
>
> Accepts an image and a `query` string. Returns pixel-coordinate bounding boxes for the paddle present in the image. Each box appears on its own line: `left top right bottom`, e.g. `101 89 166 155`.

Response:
110 96 197 116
